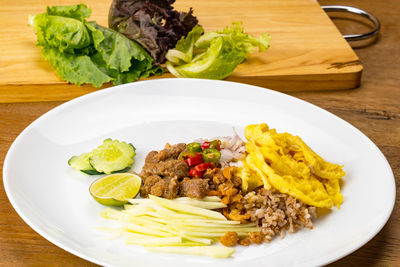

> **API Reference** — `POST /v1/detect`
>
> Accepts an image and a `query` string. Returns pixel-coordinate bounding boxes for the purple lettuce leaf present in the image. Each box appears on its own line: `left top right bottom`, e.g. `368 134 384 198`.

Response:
109 0 198 64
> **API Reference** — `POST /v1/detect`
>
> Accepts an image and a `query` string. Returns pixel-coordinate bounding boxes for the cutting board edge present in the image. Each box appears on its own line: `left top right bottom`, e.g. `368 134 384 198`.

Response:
0 69 362 104
228 69 362 91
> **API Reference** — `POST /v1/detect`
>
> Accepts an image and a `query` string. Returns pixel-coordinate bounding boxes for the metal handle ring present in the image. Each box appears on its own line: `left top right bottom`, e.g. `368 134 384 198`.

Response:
322 5 380 41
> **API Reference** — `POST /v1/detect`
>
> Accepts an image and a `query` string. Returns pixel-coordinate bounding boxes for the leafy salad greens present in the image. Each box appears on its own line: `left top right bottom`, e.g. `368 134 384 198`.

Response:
29 4 162 87
29 3 271 87
108 0 198 65
165 23 271 80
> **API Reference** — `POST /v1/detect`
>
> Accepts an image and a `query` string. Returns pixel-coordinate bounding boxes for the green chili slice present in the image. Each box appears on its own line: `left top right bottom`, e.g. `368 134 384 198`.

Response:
202 148 221 163
210 139 221 150
187 142 202 153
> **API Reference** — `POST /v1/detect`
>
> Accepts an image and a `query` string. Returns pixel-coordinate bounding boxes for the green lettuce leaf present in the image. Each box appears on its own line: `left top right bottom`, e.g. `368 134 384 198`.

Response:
166 22 271 80
86 22 153 73
41 47 112 87
91 51 163 86
29 4 162 88
90 53 142 85
87 22 162 85
29 13 92 53
46 4 91 20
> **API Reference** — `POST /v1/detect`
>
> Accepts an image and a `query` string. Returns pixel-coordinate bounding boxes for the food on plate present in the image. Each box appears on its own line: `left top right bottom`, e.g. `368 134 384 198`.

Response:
68 152 101 175
240 123 344 208
109 0 198 64
90 173 142 206
92 123 344 257
99 195 258 257
68 138 136 174
139 143 190 199
165 23 271 79
139 138 243 199
29 4 162 87
224 187 315 243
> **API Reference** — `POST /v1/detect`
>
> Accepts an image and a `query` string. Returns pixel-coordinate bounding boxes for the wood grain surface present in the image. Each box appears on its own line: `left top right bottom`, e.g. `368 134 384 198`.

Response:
0 0 399 266
0 0 363 103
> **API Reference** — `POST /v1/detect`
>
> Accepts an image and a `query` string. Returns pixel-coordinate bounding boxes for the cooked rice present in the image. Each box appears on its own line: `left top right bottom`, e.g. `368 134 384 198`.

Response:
240 188 317 242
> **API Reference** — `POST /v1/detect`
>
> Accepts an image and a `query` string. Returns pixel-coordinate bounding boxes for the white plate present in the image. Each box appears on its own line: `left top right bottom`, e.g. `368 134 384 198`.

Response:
3 79 395 267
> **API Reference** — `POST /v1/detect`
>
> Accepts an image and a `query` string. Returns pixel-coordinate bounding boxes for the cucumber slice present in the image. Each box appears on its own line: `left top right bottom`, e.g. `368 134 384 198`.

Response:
81 169 104 175
68 153 103 175
89 139 136 174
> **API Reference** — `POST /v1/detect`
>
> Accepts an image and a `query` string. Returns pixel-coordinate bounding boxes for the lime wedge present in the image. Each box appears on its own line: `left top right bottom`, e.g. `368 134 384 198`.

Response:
89 173 142 206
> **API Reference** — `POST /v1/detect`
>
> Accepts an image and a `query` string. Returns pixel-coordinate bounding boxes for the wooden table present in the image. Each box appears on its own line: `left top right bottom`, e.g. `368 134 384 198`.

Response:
0 0 399 266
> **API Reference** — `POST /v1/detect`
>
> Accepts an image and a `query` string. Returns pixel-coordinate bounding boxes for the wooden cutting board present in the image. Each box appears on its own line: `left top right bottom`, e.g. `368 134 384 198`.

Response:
0 0 362 103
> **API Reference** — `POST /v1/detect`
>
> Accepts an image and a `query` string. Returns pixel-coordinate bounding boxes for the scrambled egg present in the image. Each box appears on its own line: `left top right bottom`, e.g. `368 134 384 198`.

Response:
237 123 345 209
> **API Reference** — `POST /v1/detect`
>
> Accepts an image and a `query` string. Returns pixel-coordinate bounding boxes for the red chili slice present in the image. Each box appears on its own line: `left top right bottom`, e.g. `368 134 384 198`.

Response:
184 154 203 166
201 141 210 150
194 162 212 172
